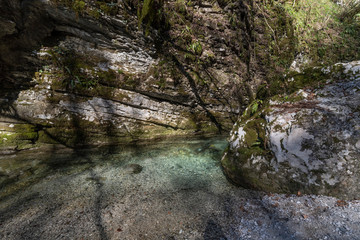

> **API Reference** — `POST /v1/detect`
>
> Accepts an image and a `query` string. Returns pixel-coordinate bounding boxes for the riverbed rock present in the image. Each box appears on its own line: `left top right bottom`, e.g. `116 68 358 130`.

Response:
123 164 143 174
222 61 360 199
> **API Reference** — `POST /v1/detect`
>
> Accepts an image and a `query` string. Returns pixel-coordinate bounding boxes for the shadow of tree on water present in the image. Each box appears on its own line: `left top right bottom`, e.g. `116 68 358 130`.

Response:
203 219 227 240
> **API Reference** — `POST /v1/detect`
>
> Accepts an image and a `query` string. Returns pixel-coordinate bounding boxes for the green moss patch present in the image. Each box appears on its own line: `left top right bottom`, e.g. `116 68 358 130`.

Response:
0 123 39 151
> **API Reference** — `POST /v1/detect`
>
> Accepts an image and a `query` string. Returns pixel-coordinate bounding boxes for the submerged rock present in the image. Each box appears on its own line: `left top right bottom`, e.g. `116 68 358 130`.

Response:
123 164 143 174
222 61 360 199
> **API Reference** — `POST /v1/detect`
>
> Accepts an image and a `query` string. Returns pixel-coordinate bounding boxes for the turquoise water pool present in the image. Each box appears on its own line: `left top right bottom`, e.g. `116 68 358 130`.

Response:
1 136 360 240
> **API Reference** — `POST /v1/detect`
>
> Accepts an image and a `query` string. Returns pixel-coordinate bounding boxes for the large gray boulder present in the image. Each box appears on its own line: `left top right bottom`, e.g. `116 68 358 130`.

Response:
222 61 360 199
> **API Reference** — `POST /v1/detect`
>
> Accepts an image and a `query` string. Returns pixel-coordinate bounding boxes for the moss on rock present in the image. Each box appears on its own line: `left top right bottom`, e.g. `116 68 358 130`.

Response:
0 123 40 151
221 100 274 189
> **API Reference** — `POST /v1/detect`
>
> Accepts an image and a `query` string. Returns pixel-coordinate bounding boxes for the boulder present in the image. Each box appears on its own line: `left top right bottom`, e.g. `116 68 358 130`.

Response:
222 61 360 199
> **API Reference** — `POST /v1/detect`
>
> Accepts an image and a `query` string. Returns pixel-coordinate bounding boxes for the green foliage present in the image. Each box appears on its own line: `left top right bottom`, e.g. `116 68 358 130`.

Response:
188 40 203 56
251 100 262 115
138 0 154 28
280 0 360 64
242 100 264 119
246 0 360 110
338 0 360 23
174 0 189 14
97 1 118 15
137 0 165 35
248 0 360 94
72 0 86 13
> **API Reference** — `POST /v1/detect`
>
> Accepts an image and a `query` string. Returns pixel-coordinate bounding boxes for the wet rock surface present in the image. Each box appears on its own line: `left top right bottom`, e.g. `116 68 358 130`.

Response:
1 138 360 240
123 164 143 174
222 61 360 199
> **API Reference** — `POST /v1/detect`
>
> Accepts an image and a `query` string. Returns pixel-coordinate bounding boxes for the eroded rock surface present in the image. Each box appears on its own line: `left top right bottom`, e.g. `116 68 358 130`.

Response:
222 61 360 199
0 0 249 151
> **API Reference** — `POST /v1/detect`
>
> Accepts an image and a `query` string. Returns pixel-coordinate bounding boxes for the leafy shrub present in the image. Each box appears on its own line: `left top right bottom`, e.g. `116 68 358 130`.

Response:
262 0 360 67
188 40 203 56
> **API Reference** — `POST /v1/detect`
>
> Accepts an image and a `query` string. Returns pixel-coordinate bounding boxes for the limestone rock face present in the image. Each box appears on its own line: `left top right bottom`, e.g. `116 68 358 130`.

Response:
222 61 360 199
0 0 247 150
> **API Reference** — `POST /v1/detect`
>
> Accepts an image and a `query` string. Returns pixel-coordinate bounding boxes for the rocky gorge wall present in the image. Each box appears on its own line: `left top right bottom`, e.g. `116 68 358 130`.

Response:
0 0 323 153
0 0 262 152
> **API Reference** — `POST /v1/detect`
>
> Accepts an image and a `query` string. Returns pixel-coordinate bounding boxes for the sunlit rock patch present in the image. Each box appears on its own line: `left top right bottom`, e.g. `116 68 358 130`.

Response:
222 61 360 199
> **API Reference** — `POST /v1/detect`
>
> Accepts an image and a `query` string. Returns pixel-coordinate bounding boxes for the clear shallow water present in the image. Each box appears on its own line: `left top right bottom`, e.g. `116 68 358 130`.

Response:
0 136 228 200
0 138 227 199
2 137 360 240
1 137 250 239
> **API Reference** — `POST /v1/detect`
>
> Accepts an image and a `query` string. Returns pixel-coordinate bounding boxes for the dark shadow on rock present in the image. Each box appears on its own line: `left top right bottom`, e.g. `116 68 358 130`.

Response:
170 54 223 134
0 0 58 107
